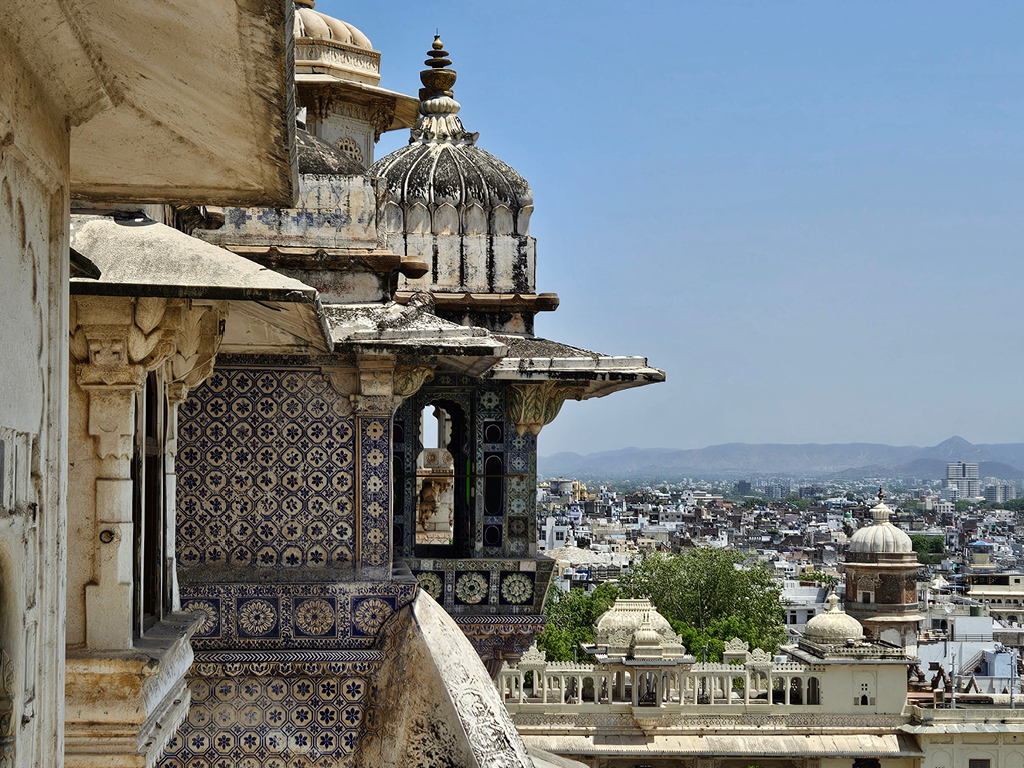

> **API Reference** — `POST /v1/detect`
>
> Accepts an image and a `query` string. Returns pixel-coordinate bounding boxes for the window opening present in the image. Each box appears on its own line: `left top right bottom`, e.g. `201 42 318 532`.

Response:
133 371 167 635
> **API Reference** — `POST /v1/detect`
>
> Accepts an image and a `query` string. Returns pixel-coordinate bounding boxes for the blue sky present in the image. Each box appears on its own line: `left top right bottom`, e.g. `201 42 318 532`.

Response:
327 1 1024 454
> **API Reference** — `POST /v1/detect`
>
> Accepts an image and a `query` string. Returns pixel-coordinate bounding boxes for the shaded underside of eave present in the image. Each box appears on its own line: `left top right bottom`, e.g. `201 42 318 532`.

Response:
295 76 419 131
67 0 297 207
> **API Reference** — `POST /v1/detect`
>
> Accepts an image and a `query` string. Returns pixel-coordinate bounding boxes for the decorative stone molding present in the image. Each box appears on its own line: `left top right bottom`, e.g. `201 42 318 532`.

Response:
65 612 199 768
321 356 426 416
370 99 396 142
71 297 180 459
506 381 584 437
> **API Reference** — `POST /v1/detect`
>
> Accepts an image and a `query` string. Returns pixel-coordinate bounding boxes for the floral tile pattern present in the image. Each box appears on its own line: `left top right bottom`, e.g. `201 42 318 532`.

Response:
180 581 414 651
158 654 386 768
176 367 357 571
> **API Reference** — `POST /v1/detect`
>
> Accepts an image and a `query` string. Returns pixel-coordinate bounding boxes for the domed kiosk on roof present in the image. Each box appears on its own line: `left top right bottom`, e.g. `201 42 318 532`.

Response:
291 1 419 168
843 489 922 653
803 593 864 644
848 493 913 554
586 599 691 662
371 36 552 335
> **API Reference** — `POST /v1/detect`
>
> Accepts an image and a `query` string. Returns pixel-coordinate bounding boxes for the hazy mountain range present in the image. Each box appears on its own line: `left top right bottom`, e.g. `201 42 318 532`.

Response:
539 436 1024 481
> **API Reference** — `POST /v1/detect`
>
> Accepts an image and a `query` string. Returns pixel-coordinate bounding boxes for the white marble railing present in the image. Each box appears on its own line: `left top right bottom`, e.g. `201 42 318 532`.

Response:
497 661 821 708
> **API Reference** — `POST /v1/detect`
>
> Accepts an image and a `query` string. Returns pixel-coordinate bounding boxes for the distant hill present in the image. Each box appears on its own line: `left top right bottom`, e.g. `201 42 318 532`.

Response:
539 436 1024 482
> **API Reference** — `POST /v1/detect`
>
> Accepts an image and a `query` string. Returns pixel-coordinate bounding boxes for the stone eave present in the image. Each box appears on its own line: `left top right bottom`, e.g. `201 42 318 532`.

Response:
785 646 912 666
296 76 419 132
47 0 298 205
518 733 924 759
395 291 560 313
222 245 427 279
484 334 665 398
486 359 666 399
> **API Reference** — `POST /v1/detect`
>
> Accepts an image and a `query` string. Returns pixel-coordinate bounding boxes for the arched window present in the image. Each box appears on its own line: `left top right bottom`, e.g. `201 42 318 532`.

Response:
412 399 471 557
807 676 820 705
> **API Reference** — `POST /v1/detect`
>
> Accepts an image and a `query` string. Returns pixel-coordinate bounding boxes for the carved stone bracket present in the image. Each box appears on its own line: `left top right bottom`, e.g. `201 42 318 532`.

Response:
370 98 396 142
507 381 584 437
394 365 434 401
166 303 227 406
308 94 335 124
322 356 410 417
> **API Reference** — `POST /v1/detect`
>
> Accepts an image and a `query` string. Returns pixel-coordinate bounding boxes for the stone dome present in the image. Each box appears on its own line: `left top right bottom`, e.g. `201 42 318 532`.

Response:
595 599 675 645
848 491 912 554
369 36 534 238
294 1 372 49
804 594 864 643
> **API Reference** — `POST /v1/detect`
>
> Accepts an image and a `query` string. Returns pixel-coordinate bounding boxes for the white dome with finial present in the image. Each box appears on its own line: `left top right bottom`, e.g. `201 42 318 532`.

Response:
370 36 534 239
848 488 913 554
804 593 864 643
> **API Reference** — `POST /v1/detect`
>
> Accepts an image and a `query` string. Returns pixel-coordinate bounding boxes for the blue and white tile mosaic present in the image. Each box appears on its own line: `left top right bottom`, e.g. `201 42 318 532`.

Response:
179 580 414 651
158 653 387 768
177 367 357 571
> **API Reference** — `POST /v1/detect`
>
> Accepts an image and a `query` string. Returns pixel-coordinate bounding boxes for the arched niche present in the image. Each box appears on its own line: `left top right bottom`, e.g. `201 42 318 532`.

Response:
412 398 471 558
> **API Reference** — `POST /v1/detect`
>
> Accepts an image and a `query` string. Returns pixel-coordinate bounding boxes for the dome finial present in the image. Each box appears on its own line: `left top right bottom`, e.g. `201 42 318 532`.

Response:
410 33 478 145
878 486 884 502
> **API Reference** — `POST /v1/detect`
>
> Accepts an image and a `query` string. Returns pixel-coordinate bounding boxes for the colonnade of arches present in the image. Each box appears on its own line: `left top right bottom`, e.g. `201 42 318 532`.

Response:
498 666 822 707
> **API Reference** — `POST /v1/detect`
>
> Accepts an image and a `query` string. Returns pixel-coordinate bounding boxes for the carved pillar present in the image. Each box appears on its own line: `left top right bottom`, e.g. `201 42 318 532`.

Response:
164 303 226 610
71 297 179 650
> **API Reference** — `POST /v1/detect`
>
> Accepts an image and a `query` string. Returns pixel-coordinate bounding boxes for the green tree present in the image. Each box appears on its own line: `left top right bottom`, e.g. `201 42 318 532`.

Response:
911 534 946 565
618 549 786 660
783 495 810 512
538 582 619 662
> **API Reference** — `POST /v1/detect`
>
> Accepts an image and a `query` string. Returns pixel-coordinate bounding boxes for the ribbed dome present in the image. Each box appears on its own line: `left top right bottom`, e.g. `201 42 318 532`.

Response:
369 36 533 237
848 494 912 554
595 599 675 644
294 1 372 49
804 594 864 643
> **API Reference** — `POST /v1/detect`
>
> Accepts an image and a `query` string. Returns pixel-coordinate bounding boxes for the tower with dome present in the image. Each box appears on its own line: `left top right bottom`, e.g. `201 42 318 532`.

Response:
844 489 923 652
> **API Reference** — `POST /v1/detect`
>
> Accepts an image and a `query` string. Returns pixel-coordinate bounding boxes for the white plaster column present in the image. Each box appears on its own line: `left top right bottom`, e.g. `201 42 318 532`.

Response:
71 296 183 650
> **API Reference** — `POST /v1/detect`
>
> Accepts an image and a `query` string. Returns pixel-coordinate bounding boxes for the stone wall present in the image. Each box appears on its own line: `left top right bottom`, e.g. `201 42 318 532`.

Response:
0 31 70 768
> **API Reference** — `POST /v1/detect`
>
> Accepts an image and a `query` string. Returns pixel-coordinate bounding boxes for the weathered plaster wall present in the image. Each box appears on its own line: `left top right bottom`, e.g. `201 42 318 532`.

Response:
0 28 69 768
199 174 379 251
